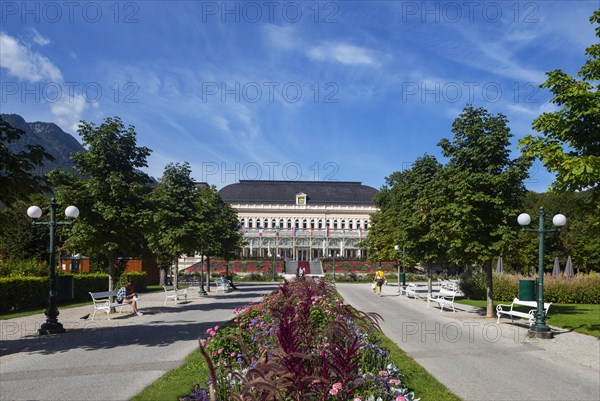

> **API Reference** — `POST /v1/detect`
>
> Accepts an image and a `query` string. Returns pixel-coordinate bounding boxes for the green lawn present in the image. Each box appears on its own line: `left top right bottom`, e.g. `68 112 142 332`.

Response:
456 299 600 337
131 348 209 401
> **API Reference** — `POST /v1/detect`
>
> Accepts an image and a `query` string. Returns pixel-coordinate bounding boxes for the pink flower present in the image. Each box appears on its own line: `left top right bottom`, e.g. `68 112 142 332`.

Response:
230 352 236 357
329 388 339 395
396 396 406 401
378 370 389 376
332 382 342 390
218 349 223 354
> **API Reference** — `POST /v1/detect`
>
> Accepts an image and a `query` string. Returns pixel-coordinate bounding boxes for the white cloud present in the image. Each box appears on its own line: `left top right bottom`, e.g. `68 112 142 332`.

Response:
264 25 298 50
27 28 51 46
0 32 62 82
308 42 380 66
49 94 96 132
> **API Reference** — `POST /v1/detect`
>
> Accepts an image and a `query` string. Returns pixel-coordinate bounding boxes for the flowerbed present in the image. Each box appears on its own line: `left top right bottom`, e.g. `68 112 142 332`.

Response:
185 278 419 401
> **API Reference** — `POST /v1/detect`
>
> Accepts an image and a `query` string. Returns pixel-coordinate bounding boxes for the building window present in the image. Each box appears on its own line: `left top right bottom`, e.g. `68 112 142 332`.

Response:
248 219 253 229
310 219 315 229
287 219 292 228
303 219 307 229
296 192 307 205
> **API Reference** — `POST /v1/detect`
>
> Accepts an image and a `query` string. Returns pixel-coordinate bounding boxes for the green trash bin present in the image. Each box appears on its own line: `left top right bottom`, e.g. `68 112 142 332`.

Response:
518 279 535 301
399 273 406 286
56 275 74 301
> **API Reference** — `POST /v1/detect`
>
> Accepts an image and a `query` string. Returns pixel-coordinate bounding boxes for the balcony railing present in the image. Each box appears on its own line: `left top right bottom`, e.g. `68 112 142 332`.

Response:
242 228 367 238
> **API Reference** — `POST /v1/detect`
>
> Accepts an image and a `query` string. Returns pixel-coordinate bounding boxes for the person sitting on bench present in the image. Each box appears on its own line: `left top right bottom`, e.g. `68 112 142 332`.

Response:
117 281 143 316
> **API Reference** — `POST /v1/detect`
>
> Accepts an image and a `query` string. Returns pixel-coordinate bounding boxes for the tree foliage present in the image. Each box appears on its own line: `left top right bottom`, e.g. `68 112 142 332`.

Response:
0 116 54 206
437 105 531 267
51 117 152 290
520 8 600 195
368 155 444 267
145 162 203 285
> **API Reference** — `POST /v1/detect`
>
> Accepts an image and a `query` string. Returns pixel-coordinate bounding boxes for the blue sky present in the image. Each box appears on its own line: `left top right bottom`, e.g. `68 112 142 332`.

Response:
1 1 597 192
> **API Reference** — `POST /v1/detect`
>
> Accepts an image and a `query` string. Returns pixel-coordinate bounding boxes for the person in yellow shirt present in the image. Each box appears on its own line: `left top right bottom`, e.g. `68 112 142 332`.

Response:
374 269 385 297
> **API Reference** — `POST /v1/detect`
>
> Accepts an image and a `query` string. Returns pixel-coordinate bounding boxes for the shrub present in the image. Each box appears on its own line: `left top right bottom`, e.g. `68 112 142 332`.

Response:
459 272 600 304
73 273 111 300
0 258 48 277
119 272 147 292
0 276 47 312
189 278 419 401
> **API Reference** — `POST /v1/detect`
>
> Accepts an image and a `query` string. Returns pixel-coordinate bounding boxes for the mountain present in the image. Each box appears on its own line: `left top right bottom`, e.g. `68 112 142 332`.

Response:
2 113 84 175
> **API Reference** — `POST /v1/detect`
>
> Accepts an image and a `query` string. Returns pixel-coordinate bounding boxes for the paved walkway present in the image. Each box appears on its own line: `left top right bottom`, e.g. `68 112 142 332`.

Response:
0 283 279 401
336 282 600 401
1 281 598 401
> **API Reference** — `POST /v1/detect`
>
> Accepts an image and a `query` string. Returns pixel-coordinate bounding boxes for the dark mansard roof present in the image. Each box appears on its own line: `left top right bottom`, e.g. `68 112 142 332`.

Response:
219 180 378 205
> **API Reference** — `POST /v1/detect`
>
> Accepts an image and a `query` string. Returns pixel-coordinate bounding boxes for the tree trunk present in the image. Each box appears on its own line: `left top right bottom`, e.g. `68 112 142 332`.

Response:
427 264 432 296
173 255 179 287
108 252 116 313
107 252 116 291
206 256 211 293
159 266 167 287
485 261 494 318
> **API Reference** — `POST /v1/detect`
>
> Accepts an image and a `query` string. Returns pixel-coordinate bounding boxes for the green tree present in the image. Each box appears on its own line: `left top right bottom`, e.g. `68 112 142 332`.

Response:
0 195 49 262
0 116 54 206
520 9 600 196
368 155 446 283
145 162 203 286
51 117 152 291
438 105 531 317
193 186 242 291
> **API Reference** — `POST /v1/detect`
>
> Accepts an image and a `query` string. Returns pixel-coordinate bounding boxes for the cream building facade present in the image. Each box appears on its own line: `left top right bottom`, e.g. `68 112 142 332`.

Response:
219 180 378 261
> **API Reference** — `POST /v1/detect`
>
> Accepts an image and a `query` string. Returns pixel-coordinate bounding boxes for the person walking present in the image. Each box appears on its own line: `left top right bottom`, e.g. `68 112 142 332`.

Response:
374 268 385 297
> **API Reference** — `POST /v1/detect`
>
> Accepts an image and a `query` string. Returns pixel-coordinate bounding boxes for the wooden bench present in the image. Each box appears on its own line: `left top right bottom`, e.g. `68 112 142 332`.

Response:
400 283 418 299
427 289 457 312
89 291 134 320
496 298 552 326
163 285 187 305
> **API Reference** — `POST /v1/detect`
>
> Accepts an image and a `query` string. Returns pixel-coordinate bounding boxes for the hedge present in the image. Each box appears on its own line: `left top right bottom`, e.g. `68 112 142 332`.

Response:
0 272 148 313
460 272 600 304
0 276 48 313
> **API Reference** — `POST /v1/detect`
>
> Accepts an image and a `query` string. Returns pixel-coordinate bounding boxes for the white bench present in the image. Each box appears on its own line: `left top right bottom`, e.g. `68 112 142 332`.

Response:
427 289 457 312
163 285 188 305
215 278 231 294
89 291 133 320
496 298 552 326
400 283 418 299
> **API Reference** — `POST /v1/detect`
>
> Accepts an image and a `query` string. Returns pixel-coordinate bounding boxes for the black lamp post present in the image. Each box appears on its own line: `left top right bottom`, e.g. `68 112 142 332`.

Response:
198 252 207 296
269 251 278 281
27 198 79 335
329 252 339 283
518 207 566 339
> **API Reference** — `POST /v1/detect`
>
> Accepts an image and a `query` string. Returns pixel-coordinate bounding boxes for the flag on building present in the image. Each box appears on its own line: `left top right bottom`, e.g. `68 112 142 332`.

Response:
358 227 362 238
310 228 313 237
258 226 263 237
292 227 296 237
326 226 330 237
